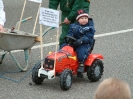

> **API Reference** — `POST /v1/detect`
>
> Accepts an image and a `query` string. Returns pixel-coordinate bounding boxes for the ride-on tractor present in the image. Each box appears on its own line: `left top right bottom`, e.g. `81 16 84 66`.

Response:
32 36 104 91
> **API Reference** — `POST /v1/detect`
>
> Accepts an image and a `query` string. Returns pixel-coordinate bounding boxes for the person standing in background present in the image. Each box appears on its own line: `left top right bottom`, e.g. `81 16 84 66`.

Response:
49 0 90 48
0 0 6 32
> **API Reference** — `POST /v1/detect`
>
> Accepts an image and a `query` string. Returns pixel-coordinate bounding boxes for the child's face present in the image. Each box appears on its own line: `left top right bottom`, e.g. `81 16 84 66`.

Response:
78 16 88 25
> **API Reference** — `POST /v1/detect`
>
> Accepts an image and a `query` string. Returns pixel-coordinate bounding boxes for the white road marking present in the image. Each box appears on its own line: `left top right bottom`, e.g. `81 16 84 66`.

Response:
11 28 133 53
94 28 133 37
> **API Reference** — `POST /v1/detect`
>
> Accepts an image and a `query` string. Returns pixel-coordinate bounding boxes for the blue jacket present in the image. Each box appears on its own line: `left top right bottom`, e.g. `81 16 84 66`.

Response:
67 18 95 45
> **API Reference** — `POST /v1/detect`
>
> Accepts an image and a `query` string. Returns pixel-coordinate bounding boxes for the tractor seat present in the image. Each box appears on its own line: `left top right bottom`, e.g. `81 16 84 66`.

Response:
89 39 95 53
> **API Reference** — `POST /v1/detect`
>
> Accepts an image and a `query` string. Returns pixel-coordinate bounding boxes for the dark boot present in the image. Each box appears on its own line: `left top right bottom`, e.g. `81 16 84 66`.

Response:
77 63 84 78
77 63 84 73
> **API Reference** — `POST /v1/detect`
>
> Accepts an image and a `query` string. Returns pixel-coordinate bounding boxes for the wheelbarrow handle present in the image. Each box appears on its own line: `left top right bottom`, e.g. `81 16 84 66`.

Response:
15 16 32 29
42 22 64 36
21 16 32 23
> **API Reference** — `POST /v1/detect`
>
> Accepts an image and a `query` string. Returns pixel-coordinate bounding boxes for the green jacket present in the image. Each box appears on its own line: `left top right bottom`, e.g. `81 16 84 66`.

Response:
49 0 90 22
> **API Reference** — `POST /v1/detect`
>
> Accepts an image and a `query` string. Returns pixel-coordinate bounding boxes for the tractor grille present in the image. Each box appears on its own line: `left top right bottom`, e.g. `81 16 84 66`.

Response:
43 58 54 69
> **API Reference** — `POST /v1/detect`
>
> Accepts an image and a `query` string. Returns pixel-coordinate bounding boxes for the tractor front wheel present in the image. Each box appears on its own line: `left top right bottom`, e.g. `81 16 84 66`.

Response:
32 63 44 85
60 69 72 91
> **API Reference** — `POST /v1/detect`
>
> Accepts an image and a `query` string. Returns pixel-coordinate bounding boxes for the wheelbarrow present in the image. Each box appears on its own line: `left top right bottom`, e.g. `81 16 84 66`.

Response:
0 17 55 71
0 0 57 72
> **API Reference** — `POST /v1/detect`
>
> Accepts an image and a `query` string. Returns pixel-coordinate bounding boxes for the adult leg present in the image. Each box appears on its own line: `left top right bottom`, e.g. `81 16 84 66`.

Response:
59 12 69 48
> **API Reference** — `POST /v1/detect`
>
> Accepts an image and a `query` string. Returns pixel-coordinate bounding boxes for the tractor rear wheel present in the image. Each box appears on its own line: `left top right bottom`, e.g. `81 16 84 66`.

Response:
60 69 72 91
32 63 44 85
87 59 104 82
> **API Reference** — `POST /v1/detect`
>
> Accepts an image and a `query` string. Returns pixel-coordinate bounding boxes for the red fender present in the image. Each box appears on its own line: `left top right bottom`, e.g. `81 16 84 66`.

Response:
84 54 104 66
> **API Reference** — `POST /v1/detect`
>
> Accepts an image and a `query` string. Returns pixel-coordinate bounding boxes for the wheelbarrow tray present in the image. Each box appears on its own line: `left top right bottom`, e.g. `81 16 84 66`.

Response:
0 30 38 51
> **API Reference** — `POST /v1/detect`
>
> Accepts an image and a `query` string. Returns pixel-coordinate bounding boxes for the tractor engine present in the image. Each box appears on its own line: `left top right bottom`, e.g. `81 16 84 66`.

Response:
43 46 78 75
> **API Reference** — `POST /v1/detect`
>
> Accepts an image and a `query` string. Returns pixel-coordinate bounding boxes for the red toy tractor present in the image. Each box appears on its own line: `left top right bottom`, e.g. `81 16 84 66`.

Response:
32 36 104 91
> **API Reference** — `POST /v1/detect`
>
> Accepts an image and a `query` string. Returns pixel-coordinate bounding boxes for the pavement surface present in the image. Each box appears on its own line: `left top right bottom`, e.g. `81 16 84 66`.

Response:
0 0 133 99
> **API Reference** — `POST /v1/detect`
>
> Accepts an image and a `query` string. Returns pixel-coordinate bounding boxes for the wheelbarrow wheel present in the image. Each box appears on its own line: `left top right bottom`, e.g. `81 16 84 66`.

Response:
32 63 44 85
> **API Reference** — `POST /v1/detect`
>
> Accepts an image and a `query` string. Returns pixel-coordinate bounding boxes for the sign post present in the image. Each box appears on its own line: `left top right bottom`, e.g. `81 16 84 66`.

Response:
29 0 44 67
17 0 27 30
39 7 59 75
28 0 42 34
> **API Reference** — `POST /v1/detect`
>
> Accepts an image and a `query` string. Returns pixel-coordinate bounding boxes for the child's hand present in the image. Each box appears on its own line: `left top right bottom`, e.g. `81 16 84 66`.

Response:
74 39 83 47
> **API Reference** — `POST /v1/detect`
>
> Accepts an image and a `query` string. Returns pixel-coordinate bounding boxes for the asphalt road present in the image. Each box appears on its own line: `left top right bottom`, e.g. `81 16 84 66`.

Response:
0 0 133 99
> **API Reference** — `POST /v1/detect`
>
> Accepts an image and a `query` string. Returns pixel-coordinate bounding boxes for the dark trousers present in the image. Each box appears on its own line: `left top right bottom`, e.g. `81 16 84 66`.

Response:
76 44 91 63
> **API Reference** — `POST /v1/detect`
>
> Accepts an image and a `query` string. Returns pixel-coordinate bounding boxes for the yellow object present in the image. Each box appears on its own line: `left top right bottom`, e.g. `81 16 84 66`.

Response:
68 56 77 60
35 36 41 42
49 51 52 54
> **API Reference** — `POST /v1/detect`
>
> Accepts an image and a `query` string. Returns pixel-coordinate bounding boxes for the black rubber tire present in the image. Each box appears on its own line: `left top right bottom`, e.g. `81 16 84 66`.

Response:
60 69 72 91
32 63 44 85
87 59 104 82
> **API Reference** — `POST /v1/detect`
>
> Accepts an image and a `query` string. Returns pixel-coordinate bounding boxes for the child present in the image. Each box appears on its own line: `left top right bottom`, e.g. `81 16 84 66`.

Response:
94 78 131 99
67 9 95 78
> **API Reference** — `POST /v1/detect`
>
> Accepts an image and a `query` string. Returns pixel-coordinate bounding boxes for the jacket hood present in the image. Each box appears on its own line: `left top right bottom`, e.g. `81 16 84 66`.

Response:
88 18 94 26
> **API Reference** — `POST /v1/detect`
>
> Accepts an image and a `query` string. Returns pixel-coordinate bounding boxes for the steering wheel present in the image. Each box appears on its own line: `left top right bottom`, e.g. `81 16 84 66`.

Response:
65 36 77 45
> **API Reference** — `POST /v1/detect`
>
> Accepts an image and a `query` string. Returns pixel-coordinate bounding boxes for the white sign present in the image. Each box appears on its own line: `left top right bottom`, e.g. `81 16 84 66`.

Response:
29 0 42 3
39 7 59 28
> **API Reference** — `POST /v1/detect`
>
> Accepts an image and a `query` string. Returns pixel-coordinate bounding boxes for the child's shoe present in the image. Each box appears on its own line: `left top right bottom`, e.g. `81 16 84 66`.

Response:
77 63 84 73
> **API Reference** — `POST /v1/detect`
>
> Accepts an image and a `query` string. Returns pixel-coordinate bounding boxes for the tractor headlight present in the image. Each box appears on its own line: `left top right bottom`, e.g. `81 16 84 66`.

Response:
49 65 53 69
45 64 48 68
